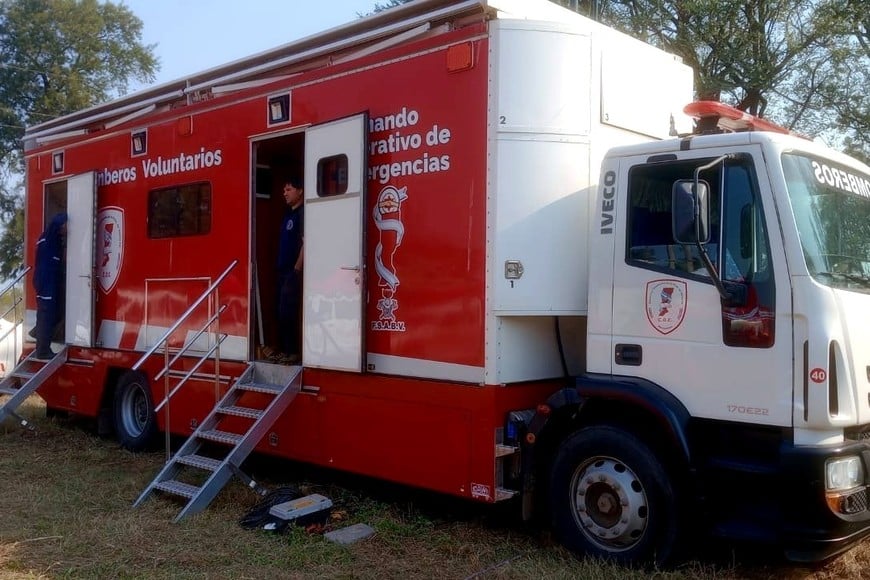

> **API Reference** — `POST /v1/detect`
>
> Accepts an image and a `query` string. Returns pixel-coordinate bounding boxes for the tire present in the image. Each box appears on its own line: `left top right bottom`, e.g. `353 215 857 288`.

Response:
548 425 680 567
113 371 157 451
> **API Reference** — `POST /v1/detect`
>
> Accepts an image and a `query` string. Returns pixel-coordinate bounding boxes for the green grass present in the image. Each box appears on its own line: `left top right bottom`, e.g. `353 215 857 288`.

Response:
0 395 865 579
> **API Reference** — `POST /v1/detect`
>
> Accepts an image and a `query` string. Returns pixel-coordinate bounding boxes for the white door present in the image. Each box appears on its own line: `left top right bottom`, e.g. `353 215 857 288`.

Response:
302 114 367 371
610 148 793 425
66 172 96 347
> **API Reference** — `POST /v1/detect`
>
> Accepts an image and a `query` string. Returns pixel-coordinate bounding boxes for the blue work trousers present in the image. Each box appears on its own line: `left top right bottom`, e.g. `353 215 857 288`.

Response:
35 296 61 355
277 271 302 356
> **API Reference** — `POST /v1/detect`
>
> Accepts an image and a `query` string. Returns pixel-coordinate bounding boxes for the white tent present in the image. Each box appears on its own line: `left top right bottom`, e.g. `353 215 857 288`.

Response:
0 318 23 378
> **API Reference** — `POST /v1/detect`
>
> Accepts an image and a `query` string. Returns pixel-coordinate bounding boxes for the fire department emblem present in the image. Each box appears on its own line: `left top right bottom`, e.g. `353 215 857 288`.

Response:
372 185 408 332
645 279 687 335
97 207 124 294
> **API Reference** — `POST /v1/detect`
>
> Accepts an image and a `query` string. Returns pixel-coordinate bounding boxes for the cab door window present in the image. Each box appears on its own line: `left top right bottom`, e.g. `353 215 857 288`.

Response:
627 159 721 278
720 163 775 347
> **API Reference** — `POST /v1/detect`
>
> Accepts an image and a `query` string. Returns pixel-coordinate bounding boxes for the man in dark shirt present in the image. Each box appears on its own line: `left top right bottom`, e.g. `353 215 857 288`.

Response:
277 179 304 360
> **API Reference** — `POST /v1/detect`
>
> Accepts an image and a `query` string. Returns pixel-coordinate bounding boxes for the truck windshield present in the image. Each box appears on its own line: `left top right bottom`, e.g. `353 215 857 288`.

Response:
782 153 870 293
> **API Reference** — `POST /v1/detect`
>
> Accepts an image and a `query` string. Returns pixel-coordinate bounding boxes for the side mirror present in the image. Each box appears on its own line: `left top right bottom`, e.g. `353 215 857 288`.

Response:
672 179 711 244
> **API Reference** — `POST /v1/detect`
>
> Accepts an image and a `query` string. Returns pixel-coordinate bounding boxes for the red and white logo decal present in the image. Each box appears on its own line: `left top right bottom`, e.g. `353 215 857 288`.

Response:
372 185 409 332
471 483 491 500
810 368 827 383
645 280 687 335
97 207 124 294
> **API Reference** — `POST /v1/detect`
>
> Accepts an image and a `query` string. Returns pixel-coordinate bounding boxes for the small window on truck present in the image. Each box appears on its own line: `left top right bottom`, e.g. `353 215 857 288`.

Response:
626 159 722 277
317 155 348 197
147 182 212 239
719 163 775 348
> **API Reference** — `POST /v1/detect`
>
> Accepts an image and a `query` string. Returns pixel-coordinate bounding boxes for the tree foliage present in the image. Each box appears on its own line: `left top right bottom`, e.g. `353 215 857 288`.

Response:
368 0 409 12
368 0 868 158
815 0 870 162
0 0 157 276
597 0 866 152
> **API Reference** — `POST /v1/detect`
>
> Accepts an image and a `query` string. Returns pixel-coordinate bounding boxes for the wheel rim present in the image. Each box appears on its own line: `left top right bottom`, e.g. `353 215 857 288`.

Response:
120 382 149 437
569 455 649 552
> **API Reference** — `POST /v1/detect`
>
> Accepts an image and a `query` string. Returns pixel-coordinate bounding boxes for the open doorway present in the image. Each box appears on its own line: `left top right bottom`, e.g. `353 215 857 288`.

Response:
29 180 69 345
251 132 305 362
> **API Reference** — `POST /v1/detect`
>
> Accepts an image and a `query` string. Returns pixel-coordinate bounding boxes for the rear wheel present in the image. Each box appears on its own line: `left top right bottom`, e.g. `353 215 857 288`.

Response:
113 371 156 451
549 425 680 567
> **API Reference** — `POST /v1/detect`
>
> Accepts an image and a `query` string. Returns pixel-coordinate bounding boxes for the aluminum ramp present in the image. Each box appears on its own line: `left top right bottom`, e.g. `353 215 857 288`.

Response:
0 347 68 429
134 361 301 521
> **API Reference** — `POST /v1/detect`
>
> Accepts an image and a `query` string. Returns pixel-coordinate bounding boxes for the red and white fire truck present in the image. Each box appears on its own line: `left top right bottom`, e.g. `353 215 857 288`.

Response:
7 0 870 566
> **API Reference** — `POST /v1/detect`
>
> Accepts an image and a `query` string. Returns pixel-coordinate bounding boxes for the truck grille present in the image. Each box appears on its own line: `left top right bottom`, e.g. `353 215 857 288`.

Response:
844 425 870 442
842 488 869 514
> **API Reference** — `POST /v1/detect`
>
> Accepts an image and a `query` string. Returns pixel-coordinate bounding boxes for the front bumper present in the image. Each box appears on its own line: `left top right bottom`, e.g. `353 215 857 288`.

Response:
777 438 870 562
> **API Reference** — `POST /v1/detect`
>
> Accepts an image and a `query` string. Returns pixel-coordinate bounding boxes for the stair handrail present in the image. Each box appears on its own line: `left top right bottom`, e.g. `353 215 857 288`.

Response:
0 266 30 302
131 260 237 461
131 259 237 373
0 267 31 321
0 267 31 359
153 305 228 413
153 304 228 383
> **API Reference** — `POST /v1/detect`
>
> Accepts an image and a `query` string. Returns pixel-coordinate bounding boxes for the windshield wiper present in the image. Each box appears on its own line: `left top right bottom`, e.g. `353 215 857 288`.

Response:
814 271 870 290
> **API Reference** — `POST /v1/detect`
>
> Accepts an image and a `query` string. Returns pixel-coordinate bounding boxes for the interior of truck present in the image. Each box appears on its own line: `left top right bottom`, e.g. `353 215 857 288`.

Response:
251 131 305 363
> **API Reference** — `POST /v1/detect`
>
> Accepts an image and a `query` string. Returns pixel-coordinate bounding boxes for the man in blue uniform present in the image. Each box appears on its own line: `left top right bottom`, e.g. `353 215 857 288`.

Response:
33 212 67 360
277 179 304 361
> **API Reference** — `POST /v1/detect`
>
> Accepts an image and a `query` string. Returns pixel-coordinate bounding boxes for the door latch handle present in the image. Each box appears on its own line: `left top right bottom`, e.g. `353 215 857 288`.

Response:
615 344 642 366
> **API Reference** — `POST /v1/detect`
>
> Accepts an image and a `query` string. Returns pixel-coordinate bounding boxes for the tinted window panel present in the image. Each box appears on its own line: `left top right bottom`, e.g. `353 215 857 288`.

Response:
148 182 212 239
317 155 348 197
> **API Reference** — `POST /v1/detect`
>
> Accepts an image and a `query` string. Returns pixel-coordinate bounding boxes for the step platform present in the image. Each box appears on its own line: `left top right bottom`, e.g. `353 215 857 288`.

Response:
269 493 333 526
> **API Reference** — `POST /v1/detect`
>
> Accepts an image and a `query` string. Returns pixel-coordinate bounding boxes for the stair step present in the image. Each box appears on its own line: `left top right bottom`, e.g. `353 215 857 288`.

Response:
133 362 302 522
218 405 262 419
0 346 70 427
495 487 518 501
154 479 201 499
175 454 223 472
237 381 282 395
198 429 243 445
495 444 519 458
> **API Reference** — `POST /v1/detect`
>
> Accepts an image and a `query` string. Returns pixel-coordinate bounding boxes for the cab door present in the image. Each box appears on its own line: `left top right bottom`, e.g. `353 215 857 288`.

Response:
66 172 96 347
610 147 792 425
302 114 367 371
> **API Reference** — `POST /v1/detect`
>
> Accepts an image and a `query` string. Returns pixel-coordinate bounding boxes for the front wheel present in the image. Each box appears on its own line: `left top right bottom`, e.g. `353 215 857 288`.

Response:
113 371 157 451
548 425 680 567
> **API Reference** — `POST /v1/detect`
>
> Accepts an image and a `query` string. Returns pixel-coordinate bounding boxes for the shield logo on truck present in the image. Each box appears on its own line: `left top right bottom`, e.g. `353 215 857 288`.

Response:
645 279 687 335
372 185 409 332
97 206 124 294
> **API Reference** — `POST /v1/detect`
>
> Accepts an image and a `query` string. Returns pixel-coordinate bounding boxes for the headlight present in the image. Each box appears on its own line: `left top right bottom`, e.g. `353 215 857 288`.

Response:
826 456 864 491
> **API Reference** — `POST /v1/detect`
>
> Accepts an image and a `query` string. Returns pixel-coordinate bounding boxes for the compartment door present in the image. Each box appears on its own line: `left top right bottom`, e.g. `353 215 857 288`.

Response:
303 114 367 371
66 172 96 347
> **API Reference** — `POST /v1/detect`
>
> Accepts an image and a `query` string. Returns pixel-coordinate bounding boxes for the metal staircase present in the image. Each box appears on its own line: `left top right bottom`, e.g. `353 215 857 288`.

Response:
0 266 68 430
0 347 68 429
134 361 301 521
